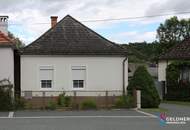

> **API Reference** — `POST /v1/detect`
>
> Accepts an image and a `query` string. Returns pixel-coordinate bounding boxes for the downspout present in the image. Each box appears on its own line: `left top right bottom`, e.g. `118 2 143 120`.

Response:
122 57 128 96
165 60 169 95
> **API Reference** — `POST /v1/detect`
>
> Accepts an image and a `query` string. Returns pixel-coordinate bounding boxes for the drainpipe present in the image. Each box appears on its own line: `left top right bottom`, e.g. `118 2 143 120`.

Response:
122 57 128 96
165 60 169 95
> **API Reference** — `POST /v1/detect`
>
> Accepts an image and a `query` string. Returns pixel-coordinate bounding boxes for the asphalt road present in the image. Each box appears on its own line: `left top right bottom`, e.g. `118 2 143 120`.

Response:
0 104 189 130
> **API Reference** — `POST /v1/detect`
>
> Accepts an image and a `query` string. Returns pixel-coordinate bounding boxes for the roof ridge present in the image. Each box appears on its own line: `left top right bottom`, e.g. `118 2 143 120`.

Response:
66 15 126 51
24 15 70 49
22 15 127 56
25 15 124 50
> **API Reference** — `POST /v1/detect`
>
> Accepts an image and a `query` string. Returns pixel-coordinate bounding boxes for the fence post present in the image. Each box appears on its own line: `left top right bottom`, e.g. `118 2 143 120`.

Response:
133 89 141 109
73 91 77 109
42 91 46 110
105 91 108 109
136 90 141 109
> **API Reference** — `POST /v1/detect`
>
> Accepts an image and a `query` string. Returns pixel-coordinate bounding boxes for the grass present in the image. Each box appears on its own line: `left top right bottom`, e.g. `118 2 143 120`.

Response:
162 100 190 107
140 107 168 113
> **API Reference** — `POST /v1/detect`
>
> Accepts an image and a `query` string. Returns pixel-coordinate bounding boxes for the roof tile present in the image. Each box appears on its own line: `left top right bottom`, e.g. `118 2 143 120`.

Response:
0 31 15 47
22 15 127 56
159 38 190 60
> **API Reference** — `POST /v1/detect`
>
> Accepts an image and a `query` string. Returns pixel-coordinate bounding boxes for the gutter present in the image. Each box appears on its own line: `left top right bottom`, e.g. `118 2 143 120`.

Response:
122 57 128 95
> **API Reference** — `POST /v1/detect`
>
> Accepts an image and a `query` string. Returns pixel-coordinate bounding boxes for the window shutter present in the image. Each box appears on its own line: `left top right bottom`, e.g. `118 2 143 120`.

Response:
72 66 86 80
40 66 53 80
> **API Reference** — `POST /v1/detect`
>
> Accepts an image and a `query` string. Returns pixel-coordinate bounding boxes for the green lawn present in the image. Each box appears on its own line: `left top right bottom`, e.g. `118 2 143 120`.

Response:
162 100 190 107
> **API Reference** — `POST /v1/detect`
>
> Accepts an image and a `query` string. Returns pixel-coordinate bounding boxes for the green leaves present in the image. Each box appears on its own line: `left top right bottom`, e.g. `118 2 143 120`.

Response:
166 61 190 87
127 66 160 108
8 31 25 49
157 16 190 53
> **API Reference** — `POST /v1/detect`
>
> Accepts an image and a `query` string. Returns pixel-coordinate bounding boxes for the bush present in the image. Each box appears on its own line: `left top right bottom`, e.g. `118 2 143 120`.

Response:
46 101 57 110
58 92 71 107
14 97 25 110
0 83 13 111
166 61 190 100
127 66 160 108
64 96 71 107
81 100 97 110
115 95 135 108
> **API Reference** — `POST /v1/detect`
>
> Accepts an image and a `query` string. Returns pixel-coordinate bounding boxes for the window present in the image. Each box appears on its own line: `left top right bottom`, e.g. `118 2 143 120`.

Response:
72 66 86 89
73 80 84 88
41 80 52 88
39 66 53 89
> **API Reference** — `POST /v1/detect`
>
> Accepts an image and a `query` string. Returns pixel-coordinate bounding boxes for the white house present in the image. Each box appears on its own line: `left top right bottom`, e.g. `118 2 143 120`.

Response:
0 16 15 87
21 15 128 99
158 38 190 99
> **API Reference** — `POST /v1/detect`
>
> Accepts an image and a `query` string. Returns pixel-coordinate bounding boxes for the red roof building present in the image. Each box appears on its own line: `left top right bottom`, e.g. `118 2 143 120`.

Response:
0 31 15 47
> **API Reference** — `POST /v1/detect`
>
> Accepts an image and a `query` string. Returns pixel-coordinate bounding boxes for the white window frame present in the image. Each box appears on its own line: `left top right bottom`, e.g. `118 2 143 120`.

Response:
39 65 54 90
71 66 86 90
73 80 84 88
41 80 52 89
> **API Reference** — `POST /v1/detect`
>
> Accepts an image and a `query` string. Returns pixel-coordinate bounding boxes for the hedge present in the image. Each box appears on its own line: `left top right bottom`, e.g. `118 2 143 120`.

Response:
166 61 190 101
127 66 160 108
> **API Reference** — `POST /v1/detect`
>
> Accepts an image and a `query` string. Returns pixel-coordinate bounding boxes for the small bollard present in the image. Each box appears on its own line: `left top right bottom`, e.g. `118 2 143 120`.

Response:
136 90 141 109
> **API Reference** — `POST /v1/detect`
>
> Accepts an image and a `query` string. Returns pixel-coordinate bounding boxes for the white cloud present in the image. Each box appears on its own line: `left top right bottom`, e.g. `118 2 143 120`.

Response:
0 0 190 44
109 31 156 43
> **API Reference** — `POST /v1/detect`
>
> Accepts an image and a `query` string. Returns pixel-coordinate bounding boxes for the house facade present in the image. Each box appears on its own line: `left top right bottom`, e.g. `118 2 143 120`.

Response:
0 16 15 88
158 38 190 99
21 15 128 99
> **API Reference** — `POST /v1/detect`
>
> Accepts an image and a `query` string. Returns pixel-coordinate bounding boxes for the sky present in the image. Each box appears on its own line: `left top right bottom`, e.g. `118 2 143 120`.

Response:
0 0 190 45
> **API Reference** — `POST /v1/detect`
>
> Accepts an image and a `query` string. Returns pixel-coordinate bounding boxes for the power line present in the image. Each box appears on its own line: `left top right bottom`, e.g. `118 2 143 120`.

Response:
81 11 190 22
7 10 190 26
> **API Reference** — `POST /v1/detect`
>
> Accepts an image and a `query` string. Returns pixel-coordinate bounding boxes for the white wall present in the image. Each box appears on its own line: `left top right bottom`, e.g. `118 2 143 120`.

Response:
158 60 167 81
0 48 14 84
158 60 174 82
21 56 128 96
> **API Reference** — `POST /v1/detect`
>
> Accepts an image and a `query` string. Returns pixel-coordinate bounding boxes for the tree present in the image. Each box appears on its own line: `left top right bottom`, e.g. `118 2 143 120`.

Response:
157 16 190 53
8 32 25 49
128 41 161 62
127 66 160 108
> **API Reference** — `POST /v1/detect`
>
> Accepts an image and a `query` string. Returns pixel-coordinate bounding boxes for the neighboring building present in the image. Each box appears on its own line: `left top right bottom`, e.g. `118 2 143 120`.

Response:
0 16 16 91
158 38 190 99
20 15 128 101
128 63 157 79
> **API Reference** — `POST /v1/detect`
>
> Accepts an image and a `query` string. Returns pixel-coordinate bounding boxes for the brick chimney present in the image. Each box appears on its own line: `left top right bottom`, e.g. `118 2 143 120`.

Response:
50 16 58 28
0 16 8 36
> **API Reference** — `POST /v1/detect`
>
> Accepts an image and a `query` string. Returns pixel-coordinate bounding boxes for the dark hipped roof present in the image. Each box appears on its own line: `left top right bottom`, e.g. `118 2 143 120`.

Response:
22 15 127 56
159 38 190 60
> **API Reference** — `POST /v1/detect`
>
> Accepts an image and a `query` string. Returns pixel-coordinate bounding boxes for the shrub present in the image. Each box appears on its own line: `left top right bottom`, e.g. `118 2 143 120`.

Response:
166 61 190 100
58 92 71 107
14 97 25 110
126 94 135 108
64 96 71 107
46 101 57 110
127 66 160 108
0 82 13 111
81 100 97 110
115 96 127 108
58 92 65 106
115 95 135 108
